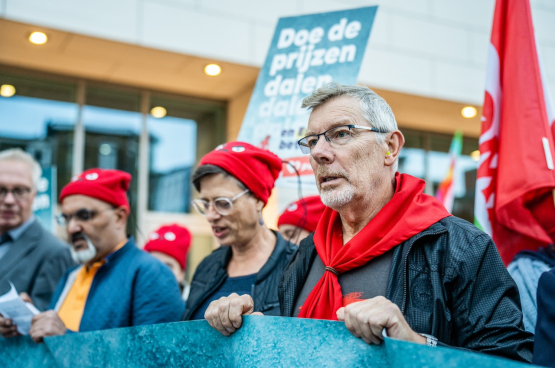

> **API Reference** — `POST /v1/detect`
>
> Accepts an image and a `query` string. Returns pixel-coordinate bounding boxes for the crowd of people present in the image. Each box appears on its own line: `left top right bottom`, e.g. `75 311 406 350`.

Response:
0 83 553 366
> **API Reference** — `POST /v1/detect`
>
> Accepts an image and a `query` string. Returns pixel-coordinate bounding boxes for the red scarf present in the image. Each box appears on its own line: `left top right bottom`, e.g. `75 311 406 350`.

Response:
298 173 451 320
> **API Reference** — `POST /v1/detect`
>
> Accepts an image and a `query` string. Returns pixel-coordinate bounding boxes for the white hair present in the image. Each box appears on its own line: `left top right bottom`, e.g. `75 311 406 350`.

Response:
0 148 42 190
302 83 399 171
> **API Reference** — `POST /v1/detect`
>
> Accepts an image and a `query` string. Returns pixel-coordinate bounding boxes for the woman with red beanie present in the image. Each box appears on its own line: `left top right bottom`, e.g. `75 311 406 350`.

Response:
278 195 326 245
182 142 297 322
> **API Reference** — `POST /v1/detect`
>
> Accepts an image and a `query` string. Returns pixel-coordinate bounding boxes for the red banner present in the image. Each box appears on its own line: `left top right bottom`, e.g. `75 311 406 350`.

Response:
475 0 555 264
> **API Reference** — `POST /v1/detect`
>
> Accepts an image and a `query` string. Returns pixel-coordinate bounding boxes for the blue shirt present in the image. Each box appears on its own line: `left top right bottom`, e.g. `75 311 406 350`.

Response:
0 216 36 261
50 238 185 332
191 273 257 320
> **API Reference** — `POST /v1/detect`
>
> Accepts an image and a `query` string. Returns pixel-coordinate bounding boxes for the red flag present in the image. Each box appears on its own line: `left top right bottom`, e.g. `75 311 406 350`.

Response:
475 0 555 264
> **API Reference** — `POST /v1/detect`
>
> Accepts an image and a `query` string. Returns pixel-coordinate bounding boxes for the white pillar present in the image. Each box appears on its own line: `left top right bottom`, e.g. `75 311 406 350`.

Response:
423 133 434 196
72 81 86 176
136 92 150 246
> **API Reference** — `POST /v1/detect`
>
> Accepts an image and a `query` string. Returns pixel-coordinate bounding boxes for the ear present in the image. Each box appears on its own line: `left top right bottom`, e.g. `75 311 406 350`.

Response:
255 198 265 213
384 130 405 168
176 267 186 283
113 206 129 229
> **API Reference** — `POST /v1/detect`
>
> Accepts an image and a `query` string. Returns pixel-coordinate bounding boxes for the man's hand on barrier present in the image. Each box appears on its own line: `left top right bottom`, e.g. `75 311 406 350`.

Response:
0 313 20 338
29 311 67 343
205 293 263 336
336 296 426 345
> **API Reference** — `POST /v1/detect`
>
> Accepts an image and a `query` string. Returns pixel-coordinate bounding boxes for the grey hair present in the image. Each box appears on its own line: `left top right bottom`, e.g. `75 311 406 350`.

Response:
192 164 248 192
302 83 399 171
0 148 42 190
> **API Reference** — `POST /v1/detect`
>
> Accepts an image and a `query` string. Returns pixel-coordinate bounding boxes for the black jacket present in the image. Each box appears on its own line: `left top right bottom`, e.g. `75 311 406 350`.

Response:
279 216 534 363
182 231 297 320
533 267 555 367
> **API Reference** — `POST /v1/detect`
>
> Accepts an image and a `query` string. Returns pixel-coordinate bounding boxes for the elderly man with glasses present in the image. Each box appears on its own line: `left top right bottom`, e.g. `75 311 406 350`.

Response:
181 142 297 321
202 84 534 363
0 148 74 332
3 168 184 343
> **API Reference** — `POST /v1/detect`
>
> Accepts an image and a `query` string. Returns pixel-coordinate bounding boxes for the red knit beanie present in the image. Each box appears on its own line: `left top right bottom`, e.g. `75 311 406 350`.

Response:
144 224 192 269
60 168 131 212
278 195 326 233
198 141 282 205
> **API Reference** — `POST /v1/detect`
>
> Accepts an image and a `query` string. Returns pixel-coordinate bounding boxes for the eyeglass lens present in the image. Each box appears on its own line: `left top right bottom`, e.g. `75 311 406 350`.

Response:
0 186 32 200
299 126 353 154
192 198 234 216
56 209 97 225
192 189 251 216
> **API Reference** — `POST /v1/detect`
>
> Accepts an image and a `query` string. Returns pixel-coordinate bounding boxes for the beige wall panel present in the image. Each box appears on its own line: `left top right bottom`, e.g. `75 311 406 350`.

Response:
226 84 254 141
0 19 259 101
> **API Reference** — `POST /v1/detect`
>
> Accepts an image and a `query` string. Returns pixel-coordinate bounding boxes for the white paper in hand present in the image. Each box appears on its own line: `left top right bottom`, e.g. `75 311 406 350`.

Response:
0 282 39 335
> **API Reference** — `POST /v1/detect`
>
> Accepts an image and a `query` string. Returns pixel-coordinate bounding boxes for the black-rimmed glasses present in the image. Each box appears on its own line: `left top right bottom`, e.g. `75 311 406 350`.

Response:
297 124 387 154
56 208 113 226
191 189 250 216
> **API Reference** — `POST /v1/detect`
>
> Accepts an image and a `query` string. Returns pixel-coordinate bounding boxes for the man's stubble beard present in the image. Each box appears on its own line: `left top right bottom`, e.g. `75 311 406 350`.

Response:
320 184 355 208
318 166 381 210
316 166 356 209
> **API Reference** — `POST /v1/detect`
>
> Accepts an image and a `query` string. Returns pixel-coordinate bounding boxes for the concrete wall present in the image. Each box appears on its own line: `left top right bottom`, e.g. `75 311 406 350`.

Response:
1 0 554 106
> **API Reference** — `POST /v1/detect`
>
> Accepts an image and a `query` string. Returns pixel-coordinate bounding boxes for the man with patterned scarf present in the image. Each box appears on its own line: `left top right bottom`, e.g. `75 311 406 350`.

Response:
203 83 533 363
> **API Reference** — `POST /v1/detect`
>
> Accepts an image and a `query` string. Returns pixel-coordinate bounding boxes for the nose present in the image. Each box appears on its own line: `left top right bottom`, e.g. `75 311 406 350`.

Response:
3 191 16 204
310 135 334 165
205 203 222 222
66 216 82 235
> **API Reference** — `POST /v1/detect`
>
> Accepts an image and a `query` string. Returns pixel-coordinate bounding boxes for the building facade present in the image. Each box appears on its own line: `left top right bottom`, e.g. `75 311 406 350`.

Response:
1 0 554 278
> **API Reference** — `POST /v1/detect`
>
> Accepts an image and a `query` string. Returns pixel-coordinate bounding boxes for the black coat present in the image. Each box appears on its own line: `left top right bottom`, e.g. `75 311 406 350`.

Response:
533 267 555 367
182 231 297 320
278 216 534 363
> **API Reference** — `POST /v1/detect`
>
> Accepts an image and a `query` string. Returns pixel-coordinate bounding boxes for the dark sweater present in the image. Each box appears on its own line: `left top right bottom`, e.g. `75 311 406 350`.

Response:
533 267 555 367
49 238 185 332
182 231 297 320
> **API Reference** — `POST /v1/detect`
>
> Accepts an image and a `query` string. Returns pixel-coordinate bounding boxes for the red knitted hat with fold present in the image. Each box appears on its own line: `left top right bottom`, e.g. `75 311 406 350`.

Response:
144 224 192 269
278 195 326 233
198 141 282 205
59 168 131 212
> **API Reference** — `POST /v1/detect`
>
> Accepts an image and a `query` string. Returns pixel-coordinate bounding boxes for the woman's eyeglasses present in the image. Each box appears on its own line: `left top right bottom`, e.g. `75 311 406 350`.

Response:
191 189 250 216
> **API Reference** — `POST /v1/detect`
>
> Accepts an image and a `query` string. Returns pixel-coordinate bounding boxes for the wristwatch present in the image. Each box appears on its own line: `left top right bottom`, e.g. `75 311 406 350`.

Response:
420 333 438 347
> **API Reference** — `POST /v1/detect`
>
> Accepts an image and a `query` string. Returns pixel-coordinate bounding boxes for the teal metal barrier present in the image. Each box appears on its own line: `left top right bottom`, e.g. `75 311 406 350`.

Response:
0 316 537 368
0 332 56 367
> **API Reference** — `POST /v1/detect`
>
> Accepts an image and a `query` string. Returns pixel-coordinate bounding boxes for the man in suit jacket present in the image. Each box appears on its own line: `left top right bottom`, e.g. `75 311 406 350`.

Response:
533 267 555 367
0 149 74 318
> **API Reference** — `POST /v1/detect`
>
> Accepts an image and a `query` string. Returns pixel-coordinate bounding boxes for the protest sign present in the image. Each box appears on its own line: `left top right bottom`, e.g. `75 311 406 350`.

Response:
238 7 377 187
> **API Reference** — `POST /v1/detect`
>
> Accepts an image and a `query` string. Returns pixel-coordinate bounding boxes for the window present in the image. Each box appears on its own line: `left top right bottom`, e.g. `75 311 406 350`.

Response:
0 71 78 199
0 67 227 236
148 94 225 213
